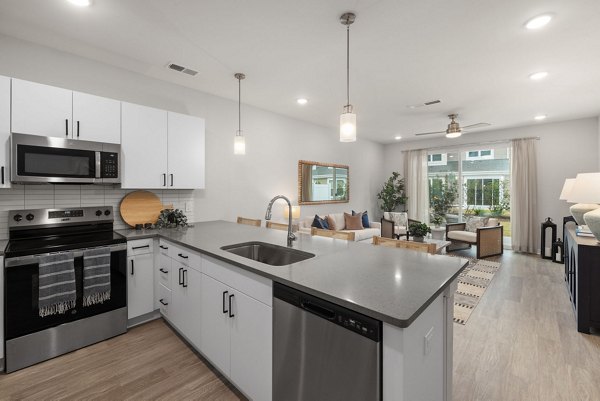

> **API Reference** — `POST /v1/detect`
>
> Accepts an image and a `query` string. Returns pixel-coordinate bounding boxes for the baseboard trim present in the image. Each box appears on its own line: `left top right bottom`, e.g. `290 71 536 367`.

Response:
127 310 161 328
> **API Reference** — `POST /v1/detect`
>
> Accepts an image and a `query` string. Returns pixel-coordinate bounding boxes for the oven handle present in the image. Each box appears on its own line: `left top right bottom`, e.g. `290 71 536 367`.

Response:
4 243 127 267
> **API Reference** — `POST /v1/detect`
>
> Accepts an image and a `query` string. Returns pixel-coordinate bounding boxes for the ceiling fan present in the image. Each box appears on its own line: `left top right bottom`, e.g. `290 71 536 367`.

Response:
415 114 491 138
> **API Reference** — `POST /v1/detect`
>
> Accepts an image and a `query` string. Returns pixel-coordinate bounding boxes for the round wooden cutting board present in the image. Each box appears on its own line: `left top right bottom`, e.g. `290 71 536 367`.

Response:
120 191 166 227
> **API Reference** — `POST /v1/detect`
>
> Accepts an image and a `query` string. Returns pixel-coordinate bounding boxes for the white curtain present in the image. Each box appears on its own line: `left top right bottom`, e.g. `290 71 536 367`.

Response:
404 149 430 223
510 138 538 253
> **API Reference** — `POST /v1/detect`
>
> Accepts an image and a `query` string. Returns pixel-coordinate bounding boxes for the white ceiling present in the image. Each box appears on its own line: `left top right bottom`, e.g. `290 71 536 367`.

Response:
1 0 599 143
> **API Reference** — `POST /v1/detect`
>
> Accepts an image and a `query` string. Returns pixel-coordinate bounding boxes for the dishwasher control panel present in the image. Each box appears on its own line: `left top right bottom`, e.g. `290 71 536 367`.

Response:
274 282 381 342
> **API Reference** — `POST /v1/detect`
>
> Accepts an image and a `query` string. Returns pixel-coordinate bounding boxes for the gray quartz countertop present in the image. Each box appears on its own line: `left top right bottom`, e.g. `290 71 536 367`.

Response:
117 221 468 328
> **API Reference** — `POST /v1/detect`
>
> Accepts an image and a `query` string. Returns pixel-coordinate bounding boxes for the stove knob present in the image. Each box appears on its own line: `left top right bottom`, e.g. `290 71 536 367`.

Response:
104 209 111 216
95 210 102 217
26 213 34 221
13 214 22 222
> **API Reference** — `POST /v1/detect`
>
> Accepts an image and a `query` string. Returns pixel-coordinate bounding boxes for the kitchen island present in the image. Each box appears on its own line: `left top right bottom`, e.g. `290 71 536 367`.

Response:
119 221 468 401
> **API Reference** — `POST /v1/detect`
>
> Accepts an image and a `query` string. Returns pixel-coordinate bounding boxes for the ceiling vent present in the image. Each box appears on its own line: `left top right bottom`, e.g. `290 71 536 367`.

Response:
167 63 199 76
407 99 442 109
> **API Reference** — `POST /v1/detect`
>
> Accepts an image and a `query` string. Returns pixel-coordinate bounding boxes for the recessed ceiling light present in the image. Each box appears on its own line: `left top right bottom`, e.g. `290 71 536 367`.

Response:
394 135 402 140
534 114 547 121
529 71 548 81
67 0 92 6
296 98 308 105
525 14 553 30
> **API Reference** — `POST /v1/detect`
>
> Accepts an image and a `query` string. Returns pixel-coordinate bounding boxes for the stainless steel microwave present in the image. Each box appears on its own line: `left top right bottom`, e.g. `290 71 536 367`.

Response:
11 133 120 184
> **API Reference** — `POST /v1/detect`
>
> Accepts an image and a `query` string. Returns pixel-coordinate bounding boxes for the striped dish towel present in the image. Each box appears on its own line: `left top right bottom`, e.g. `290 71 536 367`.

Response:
83 247 111 306
39 252 76 317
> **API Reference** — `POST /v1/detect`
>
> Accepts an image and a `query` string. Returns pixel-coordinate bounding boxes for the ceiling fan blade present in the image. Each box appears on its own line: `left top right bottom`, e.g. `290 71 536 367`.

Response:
461 122 491 130
415 130 446 136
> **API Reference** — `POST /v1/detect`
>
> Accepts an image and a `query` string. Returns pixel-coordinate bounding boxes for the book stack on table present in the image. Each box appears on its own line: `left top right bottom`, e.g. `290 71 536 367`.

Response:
576 225 595 237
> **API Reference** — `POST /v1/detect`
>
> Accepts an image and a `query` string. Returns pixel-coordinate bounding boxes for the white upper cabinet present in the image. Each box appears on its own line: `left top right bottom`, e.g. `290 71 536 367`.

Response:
72 91 120 143
121 102 168 189
12 79 121 143
0 76 11 188
167 112 205 189
11 78 72 138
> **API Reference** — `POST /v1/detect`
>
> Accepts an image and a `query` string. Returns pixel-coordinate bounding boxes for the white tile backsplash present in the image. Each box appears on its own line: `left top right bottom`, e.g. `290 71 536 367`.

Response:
0 185 196 238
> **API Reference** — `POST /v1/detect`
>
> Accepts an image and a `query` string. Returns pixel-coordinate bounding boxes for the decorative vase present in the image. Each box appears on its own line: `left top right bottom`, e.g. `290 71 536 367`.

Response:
570 203 599 225
413 236 424 242
584 208 600 242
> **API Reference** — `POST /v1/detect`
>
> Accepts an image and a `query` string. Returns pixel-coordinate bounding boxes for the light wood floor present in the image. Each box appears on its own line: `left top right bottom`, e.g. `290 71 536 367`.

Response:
452 248 600 401
1 250 598 400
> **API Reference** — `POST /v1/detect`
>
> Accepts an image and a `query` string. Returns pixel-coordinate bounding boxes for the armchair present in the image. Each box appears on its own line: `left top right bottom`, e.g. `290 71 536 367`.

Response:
446 218 504 259
381 214 421 240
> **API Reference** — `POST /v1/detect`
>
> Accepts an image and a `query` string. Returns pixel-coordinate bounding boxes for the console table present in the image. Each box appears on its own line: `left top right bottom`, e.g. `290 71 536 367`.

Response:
564 227 600 333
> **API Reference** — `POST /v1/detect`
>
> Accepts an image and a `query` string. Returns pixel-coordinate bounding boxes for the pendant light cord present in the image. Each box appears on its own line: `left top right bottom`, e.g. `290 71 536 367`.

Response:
346 25 350 106
238 77 241 132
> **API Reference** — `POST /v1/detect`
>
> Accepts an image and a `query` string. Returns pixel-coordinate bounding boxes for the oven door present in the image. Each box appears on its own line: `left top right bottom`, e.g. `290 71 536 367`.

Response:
11 133 102 184
4 244 127 341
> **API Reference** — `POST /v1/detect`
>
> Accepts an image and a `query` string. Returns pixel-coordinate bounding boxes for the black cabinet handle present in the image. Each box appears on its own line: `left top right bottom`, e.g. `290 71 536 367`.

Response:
65 119 69 136
178 253 188 259
1 166 4 185
170 174 173 187
183 269 188 287
159 268 168 274
159 299 168 306
222 291 229 314
159 245 168 250
178 267 183 285
132 245 150 250
162 173 166 187
228 294 235 318
77 120 80 137
130 259 134 275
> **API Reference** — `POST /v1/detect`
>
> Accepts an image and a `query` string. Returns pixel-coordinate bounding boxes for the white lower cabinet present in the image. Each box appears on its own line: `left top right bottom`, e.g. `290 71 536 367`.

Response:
0 256 4 364
170 262 202 349
127 252 155 320
200 256 273 401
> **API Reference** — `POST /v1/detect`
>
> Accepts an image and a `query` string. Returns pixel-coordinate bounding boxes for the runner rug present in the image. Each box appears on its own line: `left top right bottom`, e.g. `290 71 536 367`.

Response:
453 258 501 325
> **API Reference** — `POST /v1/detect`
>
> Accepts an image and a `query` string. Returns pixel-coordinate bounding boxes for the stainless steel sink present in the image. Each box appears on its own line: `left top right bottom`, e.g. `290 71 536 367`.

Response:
221 242 315 266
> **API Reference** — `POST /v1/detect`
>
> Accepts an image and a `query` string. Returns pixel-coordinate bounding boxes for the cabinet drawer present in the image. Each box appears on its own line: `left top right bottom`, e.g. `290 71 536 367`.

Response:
203 256 272 307
165 241 201 270
158 283 171 316
158 239 170 256
158 254 171 289
127 238 154 255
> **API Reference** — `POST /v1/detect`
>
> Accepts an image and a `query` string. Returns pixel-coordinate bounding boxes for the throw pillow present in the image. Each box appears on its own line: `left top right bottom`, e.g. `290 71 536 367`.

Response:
465 216 489 232
344 212 364 230
390 212 408 228
326 215 337 231
311 214 329 230
352 210 370 228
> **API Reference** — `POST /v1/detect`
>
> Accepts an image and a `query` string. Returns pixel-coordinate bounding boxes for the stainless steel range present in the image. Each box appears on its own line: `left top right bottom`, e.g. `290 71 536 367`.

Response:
3 206 127 373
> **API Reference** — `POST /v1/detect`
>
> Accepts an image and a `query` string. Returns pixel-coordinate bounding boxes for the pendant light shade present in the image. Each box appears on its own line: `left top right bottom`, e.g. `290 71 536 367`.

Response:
340 105 356 142
234 73 246 155
340 12 357 142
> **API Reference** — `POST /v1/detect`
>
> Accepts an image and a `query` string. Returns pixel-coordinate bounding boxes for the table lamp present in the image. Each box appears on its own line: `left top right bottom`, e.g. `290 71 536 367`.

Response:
559 178 575 201
567 172 600 241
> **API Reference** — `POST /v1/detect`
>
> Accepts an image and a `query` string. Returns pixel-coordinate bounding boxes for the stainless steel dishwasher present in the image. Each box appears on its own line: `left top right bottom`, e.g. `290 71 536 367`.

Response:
273 282 382 401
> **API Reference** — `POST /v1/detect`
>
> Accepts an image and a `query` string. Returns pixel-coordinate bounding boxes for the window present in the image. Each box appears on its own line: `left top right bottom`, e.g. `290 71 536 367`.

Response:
427 144 510 240
427 153 447 166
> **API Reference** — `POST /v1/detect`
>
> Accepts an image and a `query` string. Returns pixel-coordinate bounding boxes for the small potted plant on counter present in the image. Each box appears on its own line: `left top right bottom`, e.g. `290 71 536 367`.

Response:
408 222 431 242
432 214 443 228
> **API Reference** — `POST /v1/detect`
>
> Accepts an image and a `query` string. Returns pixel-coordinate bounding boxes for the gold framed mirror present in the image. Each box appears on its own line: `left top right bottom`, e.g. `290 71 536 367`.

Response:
298 160 349 205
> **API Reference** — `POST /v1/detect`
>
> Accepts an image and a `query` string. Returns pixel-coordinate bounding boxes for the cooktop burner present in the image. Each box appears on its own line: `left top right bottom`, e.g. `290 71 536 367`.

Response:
5 206 126 258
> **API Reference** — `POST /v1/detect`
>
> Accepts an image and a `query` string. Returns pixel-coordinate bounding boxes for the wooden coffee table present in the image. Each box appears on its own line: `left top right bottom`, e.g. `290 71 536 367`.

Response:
403 237 451 254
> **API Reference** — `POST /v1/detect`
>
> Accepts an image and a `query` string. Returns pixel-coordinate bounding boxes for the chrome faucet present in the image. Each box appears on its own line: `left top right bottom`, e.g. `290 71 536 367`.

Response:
265 195 296 247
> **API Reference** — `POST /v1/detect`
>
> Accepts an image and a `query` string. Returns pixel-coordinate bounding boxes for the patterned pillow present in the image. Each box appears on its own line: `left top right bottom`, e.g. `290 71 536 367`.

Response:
465 216 489 232
311 214 329 230
389 212 408 228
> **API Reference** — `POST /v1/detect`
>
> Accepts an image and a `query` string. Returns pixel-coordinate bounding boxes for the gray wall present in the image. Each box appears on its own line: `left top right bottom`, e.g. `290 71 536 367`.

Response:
0 34 385 235
383 117 600 240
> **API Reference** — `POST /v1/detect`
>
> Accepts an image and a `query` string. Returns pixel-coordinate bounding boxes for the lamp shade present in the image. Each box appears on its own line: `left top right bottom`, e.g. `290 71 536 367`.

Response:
559 178 575 201
234 132 245 155
283 205 301 219
340 111 357 142
567 173 600 203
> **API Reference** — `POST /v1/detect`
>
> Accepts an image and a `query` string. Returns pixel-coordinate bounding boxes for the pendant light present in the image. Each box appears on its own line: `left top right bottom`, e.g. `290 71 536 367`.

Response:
339 12 356 142
234 73 246 155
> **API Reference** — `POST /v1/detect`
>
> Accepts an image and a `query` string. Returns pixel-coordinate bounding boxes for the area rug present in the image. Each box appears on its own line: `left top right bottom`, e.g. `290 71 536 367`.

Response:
452 258 501 325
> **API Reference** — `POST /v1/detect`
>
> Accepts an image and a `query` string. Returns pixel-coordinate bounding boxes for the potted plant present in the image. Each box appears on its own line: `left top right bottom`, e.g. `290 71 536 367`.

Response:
409 222 431 242
431 214 443 228
377 172 407 212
